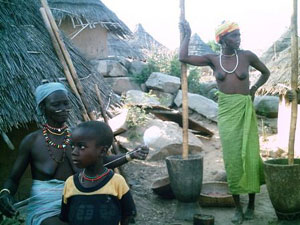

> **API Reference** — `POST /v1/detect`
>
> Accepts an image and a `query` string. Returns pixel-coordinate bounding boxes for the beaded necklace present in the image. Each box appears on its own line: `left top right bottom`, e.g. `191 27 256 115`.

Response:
81 168 110 182
45 123 68 133
42 125 71 163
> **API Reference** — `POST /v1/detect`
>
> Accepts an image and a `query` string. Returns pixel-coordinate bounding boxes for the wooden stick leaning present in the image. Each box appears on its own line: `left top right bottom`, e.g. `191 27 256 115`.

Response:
94 84 121 155
95 84 125 177
41 0 95 121
288 0 298 165
179 0 189 159
39 8 90 122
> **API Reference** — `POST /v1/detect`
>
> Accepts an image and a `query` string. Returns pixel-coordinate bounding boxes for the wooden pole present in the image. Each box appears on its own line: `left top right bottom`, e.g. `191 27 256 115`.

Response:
179 0 189 159
41 0 96 121
39 8 90 122
94 84 121 155
288 0 298 165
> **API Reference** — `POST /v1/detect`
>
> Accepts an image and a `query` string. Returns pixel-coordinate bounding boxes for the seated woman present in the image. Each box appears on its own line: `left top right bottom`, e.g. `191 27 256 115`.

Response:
0 82 148 225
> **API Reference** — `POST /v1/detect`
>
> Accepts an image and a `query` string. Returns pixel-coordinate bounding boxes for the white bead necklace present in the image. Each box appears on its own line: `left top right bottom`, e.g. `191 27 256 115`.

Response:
219 49 239 74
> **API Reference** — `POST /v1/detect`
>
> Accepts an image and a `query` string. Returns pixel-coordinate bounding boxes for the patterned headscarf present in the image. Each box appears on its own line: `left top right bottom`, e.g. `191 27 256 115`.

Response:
35 82 68 115
215 21 239 43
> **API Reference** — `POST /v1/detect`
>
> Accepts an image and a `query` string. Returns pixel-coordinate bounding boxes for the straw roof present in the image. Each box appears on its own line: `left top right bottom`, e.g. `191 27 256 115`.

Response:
129 24 169 54
189 33 214 56
107 34 145 60
258 46 299 95
257 28 300 95
0 0 118 133
260 28 291 64
49 0 131 38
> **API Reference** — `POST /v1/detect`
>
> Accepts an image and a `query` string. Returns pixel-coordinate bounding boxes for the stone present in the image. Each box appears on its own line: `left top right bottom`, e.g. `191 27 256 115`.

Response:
94 59 128 77
129 60 148 75
115 119 203 161
174 90 218 122
254 96 279 118
105 77 141 95
145 72 181 94
213 170 227 182
125 90 161 106
149 90 174 107
108 109 128 135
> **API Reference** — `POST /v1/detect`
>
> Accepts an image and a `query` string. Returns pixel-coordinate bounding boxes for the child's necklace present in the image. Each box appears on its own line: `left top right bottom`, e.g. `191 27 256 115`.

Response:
81 168 110 182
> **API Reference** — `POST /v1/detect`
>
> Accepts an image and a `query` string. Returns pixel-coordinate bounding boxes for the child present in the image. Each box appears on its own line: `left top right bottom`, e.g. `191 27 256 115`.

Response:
59 121 136 225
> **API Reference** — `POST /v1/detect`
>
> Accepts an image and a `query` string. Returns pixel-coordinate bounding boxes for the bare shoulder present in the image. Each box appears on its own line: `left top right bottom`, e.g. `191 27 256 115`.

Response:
241 50 258 58
19 129 41 151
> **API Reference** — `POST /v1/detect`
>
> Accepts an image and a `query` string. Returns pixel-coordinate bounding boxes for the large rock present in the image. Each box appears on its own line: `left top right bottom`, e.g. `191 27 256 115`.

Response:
129 60 148 75
94 59 128 77
108 109 128 135
116 119 203 161
125 90 161 106
150 90 174 107
174 90 218 122
145 72 181 94
105 77 141 95
254 96 279 118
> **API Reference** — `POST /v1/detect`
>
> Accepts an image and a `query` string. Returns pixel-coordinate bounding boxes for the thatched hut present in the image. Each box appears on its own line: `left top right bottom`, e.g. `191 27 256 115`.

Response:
129 24 169 55
259 38 300 156
107 33 145 60
189 33 214 56
0 0 118 199
260 28 291 64
48 0 132 59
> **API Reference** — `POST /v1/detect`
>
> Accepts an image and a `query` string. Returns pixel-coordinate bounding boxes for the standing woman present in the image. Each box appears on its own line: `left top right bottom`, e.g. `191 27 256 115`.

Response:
179 21 270 224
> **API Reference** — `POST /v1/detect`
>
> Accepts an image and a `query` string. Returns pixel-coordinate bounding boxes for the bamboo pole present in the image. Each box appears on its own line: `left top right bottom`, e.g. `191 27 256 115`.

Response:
179 0 189 159
39 8 90 122
288 0 298 165
41 0 96 121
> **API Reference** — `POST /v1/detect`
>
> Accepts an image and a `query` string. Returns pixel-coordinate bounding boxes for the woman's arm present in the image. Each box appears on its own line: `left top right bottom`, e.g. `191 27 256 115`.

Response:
247 51 270 100
0 133 33 217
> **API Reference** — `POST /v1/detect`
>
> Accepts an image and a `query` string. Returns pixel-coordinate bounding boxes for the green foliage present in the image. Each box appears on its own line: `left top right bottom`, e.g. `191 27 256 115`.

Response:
129 49 213 98
129 59 158 84
126 105 149 141
168 54 181 77
207 40 220 53
126 106 148 129
129 50 181 84
187 66 206 95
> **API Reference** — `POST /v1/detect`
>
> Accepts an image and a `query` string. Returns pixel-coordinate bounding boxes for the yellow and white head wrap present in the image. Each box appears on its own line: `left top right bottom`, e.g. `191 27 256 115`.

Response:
215 21 239 43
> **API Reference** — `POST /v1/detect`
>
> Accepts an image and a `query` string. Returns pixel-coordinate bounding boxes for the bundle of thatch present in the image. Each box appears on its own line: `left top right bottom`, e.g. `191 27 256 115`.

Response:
0 0 118 133
129 24 169 55
48 0 131 38
189 33 214 56
107 34 145 60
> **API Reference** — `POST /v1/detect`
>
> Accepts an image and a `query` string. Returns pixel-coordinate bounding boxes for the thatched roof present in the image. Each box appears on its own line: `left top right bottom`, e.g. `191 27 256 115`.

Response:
48 0 131 38
258 46 299 95
129 24 169 54
107 34 145 60
189 33 214 55
0 0 119 133
260 28 291 64
257 28 300 95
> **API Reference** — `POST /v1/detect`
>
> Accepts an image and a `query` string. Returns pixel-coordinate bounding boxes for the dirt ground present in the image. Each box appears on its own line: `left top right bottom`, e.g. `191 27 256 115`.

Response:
122 115 300 225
